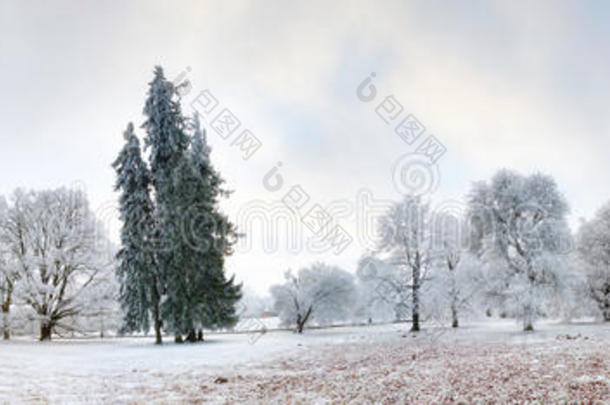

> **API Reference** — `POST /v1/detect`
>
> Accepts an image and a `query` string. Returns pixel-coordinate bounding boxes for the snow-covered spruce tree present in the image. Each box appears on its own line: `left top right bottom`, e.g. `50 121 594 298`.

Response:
161 115 241 342
577 201 610 321
468 170 571 331
270 263 356 333
142 65 189 260
141 67 241 342
159 152 202 341
141 66 189 342
377 196 434 332
113 122 163 343
7 188 112 340
178 115 241 341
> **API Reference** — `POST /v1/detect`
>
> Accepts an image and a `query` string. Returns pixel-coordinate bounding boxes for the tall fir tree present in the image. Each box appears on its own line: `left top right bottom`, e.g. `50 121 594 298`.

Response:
112 123 163 344
162 154 196 339
185 115 241 340
142 65 189 270
161 114 241 341
141 66 189 341
143 66 189 191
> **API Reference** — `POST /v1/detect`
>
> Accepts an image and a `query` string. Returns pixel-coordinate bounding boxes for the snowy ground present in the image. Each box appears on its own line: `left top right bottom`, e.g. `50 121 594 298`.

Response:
0 320 608 404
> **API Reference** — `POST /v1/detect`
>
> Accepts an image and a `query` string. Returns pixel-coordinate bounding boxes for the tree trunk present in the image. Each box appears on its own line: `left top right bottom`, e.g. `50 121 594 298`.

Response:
186 329 197 343
40 322 53 341
523 307 535 331
411 312 420 332
152 282 163 345
1 294 11 340
451 303 459 328
296 306 313 334
448 259 459 329
601 301 610 322
154 317 162 345
174 334 183 344
197 329 204 341
411 266 420 332
523 265 536 332
523 295 535 331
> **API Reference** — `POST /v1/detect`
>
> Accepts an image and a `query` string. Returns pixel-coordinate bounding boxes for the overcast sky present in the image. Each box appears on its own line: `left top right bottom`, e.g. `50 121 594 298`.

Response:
1 0 609 294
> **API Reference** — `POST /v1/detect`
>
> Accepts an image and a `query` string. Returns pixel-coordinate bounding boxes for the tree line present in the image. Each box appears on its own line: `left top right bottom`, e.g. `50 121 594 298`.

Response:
1 66 608 341
270 172 610 333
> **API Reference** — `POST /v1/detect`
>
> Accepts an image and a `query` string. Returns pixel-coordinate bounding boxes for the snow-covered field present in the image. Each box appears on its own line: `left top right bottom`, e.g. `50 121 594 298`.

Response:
0 320 608 404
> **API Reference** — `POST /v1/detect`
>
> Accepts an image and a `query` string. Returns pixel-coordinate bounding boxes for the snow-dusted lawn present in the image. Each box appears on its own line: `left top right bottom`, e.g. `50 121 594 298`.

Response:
0 320 608 403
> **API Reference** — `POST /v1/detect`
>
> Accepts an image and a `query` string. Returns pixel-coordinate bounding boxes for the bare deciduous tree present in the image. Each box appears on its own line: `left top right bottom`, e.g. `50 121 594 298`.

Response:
578 202 610 321
468 170 571 331
6 188 113 340
377 196 434 332
271 263 356 333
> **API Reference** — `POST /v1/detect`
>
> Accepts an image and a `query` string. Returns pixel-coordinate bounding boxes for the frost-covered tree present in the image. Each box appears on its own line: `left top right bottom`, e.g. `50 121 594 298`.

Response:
270 263 356 333
1 190 35 340
427 212 487 328
577 201 610 321
78 267 120 338
136 67 241 342
175 114 241 341
159 113 241 342
237 288 272 318
141 66 190 342
427 251 486 328
164 154 241 341
142 66 189 341
6 188 112 340
431 212 464 327
355 255 410 323
377 197 434 332
0 196 17 339
143 66 189 196
468 170 571 331
113 122 163 343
